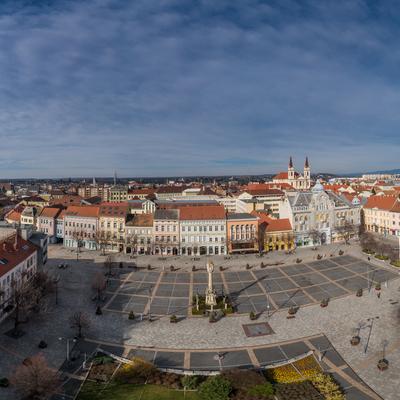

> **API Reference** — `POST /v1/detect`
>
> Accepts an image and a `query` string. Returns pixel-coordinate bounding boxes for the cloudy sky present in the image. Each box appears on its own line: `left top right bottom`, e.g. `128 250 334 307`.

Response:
1 0 400 178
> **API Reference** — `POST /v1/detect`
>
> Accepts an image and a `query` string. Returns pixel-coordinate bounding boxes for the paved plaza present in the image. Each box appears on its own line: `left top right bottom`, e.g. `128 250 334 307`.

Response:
1 243 400 400
104 255 398 317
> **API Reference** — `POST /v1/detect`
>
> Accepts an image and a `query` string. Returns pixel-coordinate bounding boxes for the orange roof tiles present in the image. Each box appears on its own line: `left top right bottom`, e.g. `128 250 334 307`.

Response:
39 207 63 219
364 195 398 211
64 205 100 218
99 202 129 217
179 205 225 220
251 211 292 232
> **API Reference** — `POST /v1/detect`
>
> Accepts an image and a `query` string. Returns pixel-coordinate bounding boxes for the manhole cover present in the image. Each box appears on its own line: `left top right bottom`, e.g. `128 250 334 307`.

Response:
242 322 274 337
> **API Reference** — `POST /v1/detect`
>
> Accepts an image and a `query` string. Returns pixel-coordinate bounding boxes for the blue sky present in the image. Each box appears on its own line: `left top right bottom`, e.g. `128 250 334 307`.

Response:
1 0 400 178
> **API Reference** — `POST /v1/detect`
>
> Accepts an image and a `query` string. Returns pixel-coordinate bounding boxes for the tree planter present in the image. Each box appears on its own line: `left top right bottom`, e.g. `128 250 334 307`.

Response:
287 307 297 319
356 288 363 297
320 299 329 308
339 250 344 255
249 312 257 321
169 315 177 323
296 258 302 264
377 359 389 371
209 312 217 323
38 340 47 349
350 336 360 346
375 283 381 291
128 311 135 320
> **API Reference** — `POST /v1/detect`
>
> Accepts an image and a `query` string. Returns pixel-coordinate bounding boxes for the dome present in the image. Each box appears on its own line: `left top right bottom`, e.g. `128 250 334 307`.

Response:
312 179 324 193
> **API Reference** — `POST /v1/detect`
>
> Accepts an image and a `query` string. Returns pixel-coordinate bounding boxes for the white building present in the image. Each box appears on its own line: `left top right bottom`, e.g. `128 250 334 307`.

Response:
280 180 361 246
179 205 226 256
63 206 100 250
273 157 311 190
0 234 38 323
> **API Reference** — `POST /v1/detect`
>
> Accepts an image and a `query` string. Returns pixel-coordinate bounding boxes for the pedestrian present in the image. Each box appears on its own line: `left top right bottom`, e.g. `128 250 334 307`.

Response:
377 292 381 299
368 256 371 262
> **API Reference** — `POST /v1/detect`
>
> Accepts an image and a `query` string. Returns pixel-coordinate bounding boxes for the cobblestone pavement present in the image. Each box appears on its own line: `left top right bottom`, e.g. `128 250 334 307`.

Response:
0 243 399 399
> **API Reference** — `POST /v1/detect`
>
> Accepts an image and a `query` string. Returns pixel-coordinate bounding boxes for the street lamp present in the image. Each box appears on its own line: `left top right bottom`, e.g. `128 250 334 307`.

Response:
59 337 77 361
364 316 379 354
213 352 224 371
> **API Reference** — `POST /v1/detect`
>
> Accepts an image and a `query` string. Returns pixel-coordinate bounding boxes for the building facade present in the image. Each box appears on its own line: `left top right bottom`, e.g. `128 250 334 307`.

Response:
125 214 154 254
63 206 100 250
153 209 180 255
226 213 258 253
179 206 226 256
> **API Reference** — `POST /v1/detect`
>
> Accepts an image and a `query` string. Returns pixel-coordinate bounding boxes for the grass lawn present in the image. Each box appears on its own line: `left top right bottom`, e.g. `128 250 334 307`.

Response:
78 381 201 400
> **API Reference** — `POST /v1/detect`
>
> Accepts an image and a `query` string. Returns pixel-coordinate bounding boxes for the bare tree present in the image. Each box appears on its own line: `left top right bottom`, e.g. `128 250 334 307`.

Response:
126 233 139 255
11 353 60 400
336 221 357 244
94 230 108 255
69 311 90 338
360 232 377 252
309 229 322 246
72 229 84 254
10 273 38 336
257 223 267 254
92 272 106 302
104 254 114 276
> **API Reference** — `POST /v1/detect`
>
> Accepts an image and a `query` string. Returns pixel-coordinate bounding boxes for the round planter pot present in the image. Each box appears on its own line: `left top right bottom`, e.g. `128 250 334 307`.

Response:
350 336 360 346
377 359 389 371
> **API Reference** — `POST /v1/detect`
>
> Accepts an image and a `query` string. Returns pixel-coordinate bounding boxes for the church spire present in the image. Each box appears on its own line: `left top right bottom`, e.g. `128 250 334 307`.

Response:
289 156 293 168
305 156 309 168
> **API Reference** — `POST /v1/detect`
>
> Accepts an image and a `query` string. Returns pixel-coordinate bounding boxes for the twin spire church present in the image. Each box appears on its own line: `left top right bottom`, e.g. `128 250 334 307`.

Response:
273 157 311 190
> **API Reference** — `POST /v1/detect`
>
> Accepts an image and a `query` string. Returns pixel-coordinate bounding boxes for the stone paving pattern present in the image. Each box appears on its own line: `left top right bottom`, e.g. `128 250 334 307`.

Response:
0 243 399 399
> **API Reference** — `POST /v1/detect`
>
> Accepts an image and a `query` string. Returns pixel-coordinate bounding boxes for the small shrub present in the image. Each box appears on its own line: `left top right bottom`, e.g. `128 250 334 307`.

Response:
128 311 135 320
249 311 256 320
181 375 201 389
310 372 345 400
248 382 274 397
170 314 177 323
296 258 302 263
198 375 232 400
0 377 9 388
116 358 156 384
338 250 344 256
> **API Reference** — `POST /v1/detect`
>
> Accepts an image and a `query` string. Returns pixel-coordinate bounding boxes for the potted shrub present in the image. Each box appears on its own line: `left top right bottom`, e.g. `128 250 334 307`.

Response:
375 282 381 291
287 306 297 318
128 311 135 320
96 306 102 315
119 261 123 268
260 262 265 268
339 250 344 255
219 266 224 272
320 298 329 308
249 311 257 321
38 340 47 349
170 265 174 272
209 311 217 323
0 378 9 388
377 359 389 371
170 314 178 323
147 264 152 270
246 263 251 270
356 288 363 297
317 254 322 260
192 265 196 272
350 336 360 346
296 258 302 263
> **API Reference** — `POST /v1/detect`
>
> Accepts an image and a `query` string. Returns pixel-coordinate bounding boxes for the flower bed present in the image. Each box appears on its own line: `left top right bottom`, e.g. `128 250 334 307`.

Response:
191 295 234 315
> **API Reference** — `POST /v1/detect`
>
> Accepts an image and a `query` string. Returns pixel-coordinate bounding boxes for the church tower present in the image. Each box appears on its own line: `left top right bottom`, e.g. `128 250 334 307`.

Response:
288 156 295 180
304 156 311 188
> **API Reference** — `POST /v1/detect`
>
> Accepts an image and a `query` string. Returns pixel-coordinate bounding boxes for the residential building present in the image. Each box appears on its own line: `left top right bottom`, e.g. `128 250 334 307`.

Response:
108 185 128 202
20 206 38 227
128 199 156 214
63 206 100 250
252 211 294 252
273 157 311 190
363 195 400 236
56 210 65 240
127 188 155 200
179 205 226 256
37 207 63 243
153 209 180 255
237 188 285 217
98 203 129 252
0 234 38 323
226 213 258 253
125 214 154 254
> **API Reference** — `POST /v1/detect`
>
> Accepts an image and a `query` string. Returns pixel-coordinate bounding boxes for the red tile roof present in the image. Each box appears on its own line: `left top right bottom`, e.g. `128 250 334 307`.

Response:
64 205 100 218
273 171 299 180
364 195 398 211
179 205 226 220
0 235 37 279
251 211 292 232
39 207 63 219
99 202 129 217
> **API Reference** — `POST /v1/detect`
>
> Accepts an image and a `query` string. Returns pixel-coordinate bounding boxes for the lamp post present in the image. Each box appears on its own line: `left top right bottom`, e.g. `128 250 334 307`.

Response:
214 352 224 371
59 337 77 361
53 275 60 305
364 316 379 354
